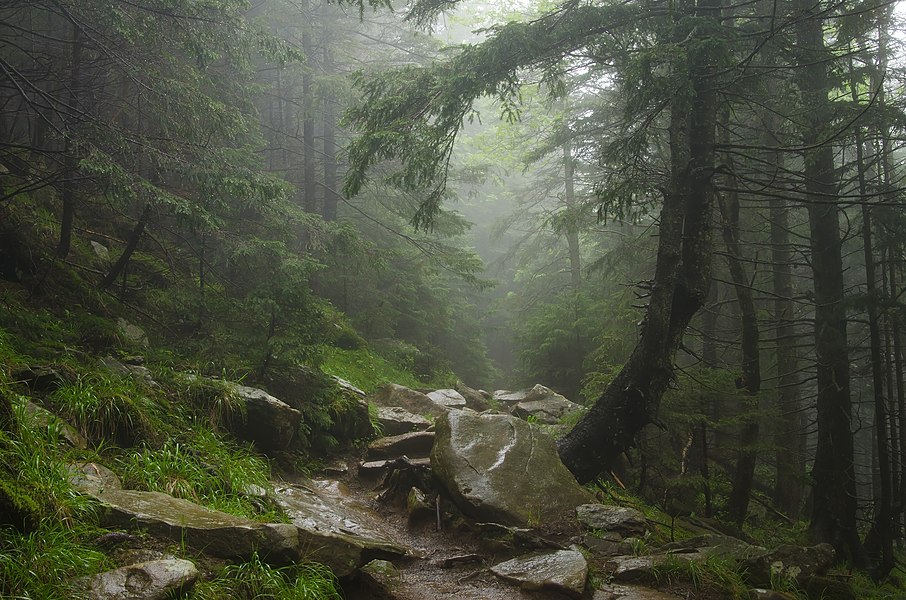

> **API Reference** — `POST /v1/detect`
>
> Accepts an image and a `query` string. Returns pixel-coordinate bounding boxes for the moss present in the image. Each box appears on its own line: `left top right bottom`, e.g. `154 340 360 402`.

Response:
0 475 43 532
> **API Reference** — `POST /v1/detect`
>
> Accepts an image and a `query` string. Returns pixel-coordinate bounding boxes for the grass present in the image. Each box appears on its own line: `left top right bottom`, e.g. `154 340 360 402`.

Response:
188 553 342 600
115 424 283 521
319 346 425 392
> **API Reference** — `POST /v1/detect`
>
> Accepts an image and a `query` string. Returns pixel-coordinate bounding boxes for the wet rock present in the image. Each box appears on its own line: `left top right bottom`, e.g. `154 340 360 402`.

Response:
358 457 431 477
332 376 366 399
493 384 569 410
90 240 110 262
367 431 436 460
68 462 122 494
750 590 798 600
475 522 562 552
741 543 835 587
82 487 299 564
576 504 647 537
231 384 301 452
100 357 157 387
454 381 491 412
76 558 198 600
357 559 401 598
431 410 594 526
511 395 584 425
593 584 684 599
372 383 447 418
273 480 409 577
606 554 701 583
25 401 87 449
491 549 588 598
427 389 467 409
375 406 431 436
581 535 633 557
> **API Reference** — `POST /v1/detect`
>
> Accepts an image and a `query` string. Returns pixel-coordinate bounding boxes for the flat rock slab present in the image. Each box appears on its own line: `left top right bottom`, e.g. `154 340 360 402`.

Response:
431 410 594 526
86 488 299 564
273 480 409 577
372 384 448 418
359 457 431 477
577 504 647 537
491 549 588 598
376 406 432 436
77 558 198 600
606 554 702 583
511 396 584 425
367 431 436 460
594 584 684 599
232 384 301 451
427 389 467 409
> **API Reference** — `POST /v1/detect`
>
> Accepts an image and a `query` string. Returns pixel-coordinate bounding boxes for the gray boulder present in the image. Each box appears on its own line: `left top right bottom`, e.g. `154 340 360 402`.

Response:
511 396 584 425
371 383 447 418
427 389 467 409
273 480 409 576
68 462 122 494
25 401 87 449
431 410 594 526
231 384 301 451
576 504 647 537
77 558 198 600
117 318 148 348
84 487 299 564
594 584 685 599
367 431 436 460
454 382 491 411
375 406 431 436
491 549 588 598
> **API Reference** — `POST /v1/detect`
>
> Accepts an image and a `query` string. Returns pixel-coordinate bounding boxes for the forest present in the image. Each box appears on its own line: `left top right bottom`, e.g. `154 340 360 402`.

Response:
1 0 906 598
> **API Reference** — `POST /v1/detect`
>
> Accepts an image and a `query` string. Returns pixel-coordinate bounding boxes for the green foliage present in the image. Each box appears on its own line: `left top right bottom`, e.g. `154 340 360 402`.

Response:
48 373 160 447
116 425 280 521
0 397 100 529
189 553 341 600
651 554 750 598
162 371 247 431
0 522 110 600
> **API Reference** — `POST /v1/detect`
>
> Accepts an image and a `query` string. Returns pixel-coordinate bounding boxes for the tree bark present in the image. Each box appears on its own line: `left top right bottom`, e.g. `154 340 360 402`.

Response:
322 22 339 222
559 0 719 482
301 0 317 217
56 23 82 259
794 0 865 566
98 204 152 290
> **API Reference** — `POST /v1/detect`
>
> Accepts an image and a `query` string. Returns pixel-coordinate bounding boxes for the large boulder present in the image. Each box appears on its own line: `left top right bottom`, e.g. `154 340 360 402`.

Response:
82 487 299 564
454 381 491 412
367 431 436 460
431 410 594 526
491 549 588 598
76 558 198 600
375 406 431 436
371 384 448 419
231 384 301 452
426 389 467 409
273 480 409 577
511 395 584 425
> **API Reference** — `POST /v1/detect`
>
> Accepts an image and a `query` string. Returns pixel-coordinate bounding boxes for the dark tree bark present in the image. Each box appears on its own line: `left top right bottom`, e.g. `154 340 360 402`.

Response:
98 204 152 290
717 167 761 526
301 0 317 216
322 28 339 222
559 0 720 482
56 23 82 259
794 0 865 566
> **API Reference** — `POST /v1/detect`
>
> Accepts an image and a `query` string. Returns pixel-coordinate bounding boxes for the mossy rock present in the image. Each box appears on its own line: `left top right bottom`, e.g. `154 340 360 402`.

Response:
0 471 43 532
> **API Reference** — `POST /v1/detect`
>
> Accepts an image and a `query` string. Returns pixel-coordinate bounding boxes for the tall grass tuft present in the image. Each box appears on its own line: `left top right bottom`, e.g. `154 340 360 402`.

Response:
190 553 341 600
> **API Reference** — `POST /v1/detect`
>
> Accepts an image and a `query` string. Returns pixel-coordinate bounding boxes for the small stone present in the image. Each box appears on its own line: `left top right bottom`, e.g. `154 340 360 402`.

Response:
576 504 647 536
427 389 467 409
77 558 198 600
406 487 434 524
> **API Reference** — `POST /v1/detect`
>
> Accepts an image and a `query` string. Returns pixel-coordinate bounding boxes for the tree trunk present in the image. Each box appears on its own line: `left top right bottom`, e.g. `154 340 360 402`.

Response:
56 23 82 259
717 165 761 526
794 0 864 566
559 0 719 482
301 0 317 217
322 23 339 222
98 204 152 290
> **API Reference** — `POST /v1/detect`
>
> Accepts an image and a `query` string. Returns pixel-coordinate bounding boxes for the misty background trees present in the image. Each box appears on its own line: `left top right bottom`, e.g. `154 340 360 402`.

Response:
3 0 906 580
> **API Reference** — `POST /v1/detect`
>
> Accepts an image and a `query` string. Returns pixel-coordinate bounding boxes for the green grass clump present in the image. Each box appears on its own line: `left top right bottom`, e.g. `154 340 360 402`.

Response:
48 373 160 447
0 522 110 599
189 554 341 600
116 425 281 521
652 554 751 599
159 370 247 431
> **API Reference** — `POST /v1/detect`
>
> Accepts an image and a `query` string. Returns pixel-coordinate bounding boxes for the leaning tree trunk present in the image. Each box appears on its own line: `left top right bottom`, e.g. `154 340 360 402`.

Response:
794 0 865 567
558 0 719 482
